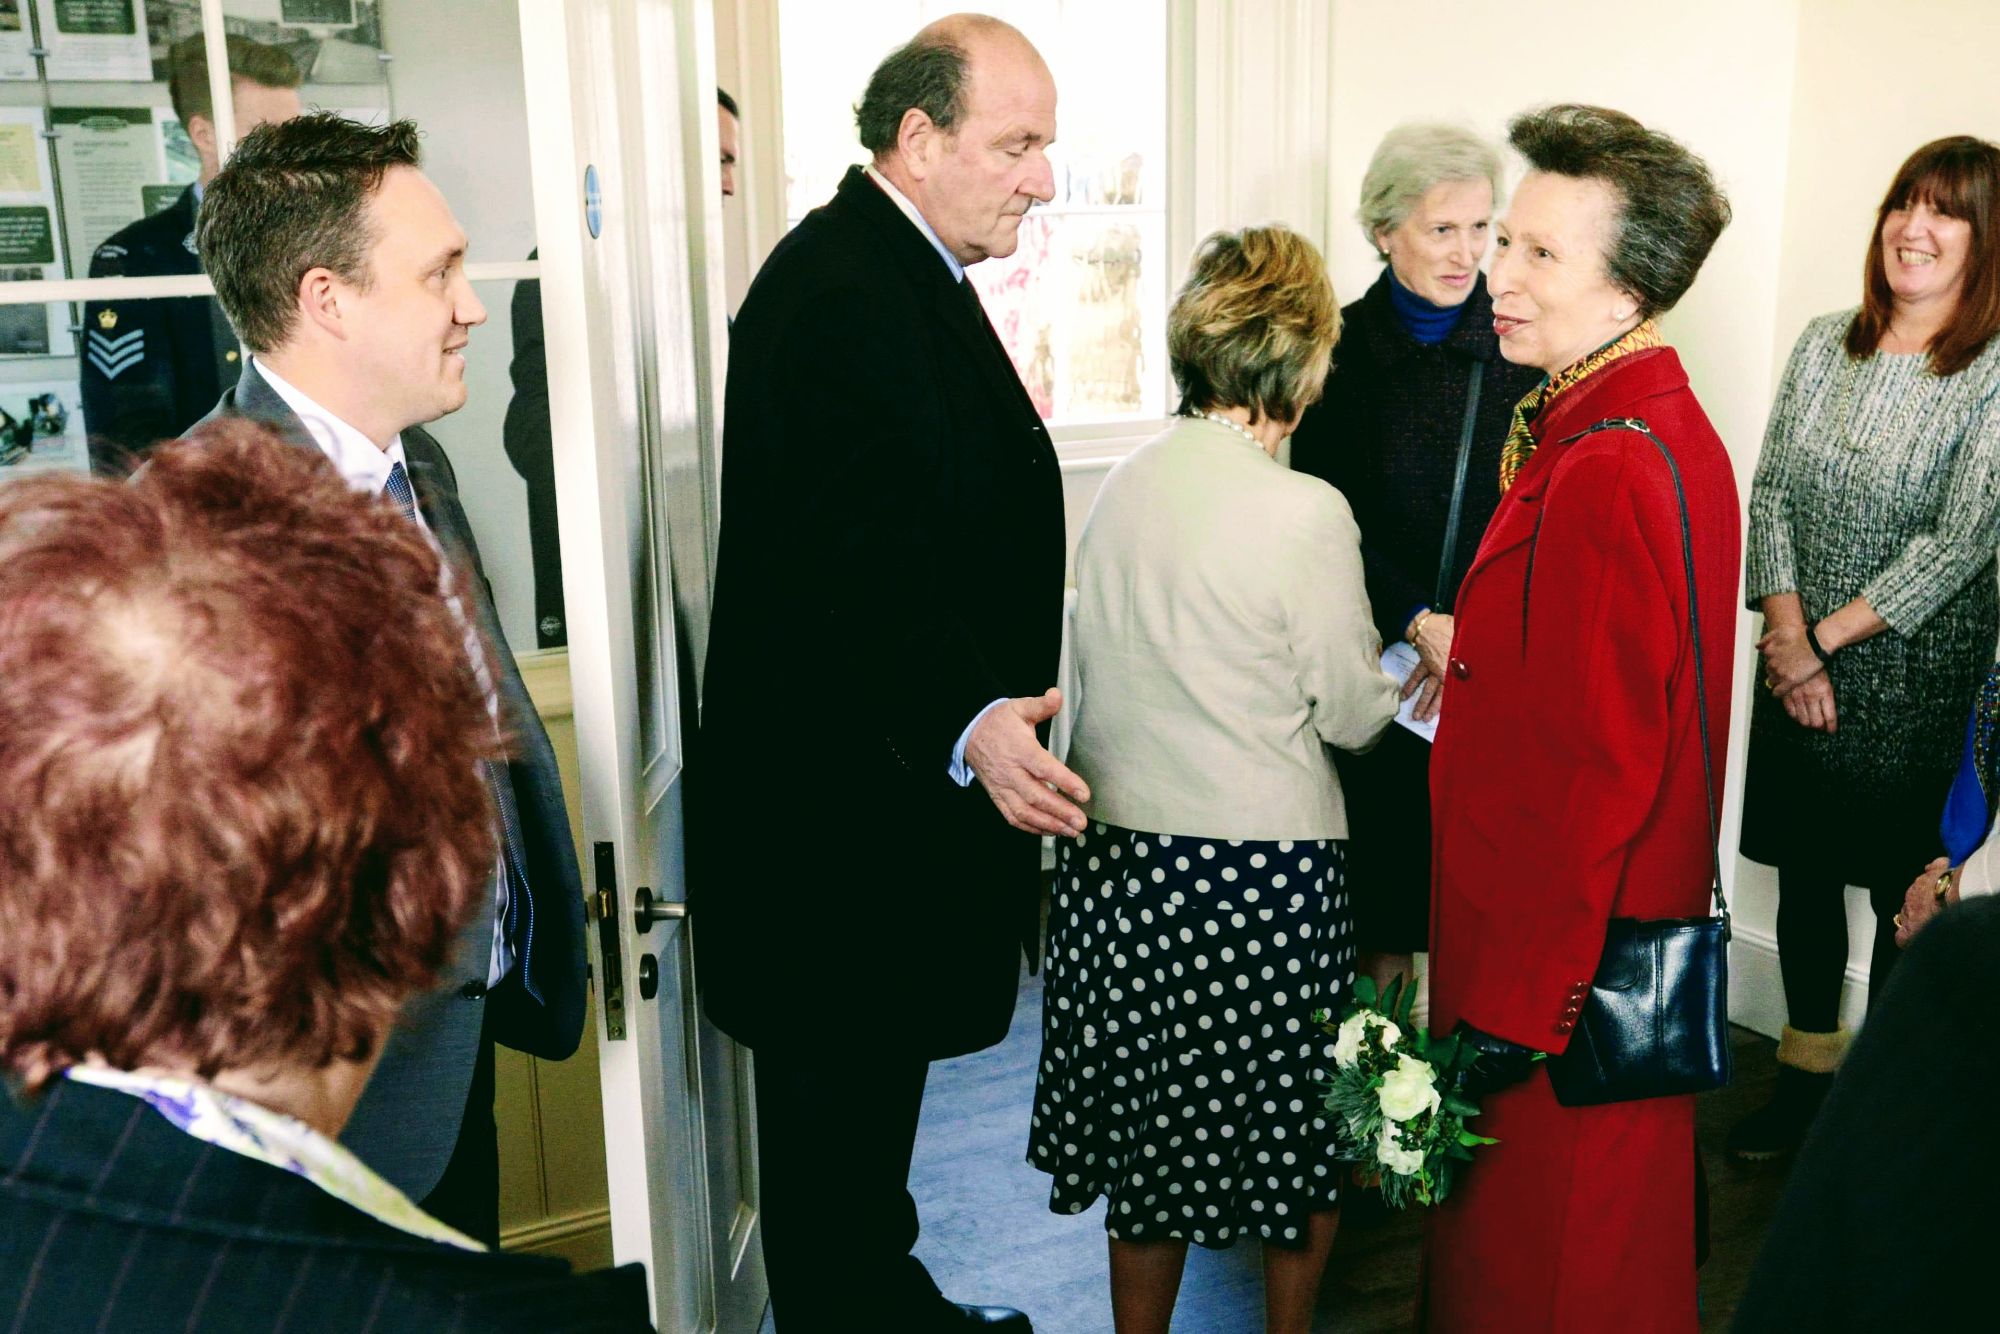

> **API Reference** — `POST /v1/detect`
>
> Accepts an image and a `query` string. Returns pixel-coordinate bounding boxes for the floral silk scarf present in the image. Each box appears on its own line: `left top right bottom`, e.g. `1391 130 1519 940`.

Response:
64 1064 485 1251
1497 320 1664 493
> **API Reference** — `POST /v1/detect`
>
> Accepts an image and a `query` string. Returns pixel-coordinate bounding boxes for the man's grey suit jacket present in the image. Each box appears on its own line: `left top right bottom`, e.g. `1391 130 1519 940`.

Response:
199 361 589 1201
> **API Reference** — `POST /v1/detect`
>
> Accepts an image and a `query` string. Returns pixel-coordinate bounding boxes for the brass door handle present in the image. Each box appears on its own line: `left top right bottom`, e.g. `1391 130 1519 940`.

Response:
633 885 687 933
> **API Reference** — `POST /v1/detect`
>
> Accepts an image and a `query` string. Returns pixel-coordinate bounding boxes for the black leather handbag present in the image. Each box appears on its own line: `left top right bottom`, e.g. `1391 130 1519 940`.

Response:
1544 418 1733 1109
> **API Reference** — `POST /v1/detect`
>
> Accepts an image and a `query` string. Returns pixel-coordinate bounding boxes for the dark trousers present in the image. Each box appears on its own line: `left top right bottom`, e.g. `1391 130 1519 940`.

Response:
755 1045 955 1332
418 1014 500 1248
1774 866 1904 1033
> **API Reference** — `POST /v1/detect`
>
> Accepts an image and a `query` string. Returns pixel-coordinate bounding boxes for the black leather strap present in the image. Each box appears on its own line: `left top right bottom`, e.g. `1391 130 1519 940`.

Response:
1557 417 1728 930
1434 361 1487 612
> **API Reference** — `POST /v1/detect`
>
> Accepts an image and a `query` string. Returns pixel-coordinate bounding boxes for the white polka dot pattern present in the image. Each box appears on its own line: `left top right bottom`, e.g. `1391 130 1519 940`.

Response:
1027 821 1353 1249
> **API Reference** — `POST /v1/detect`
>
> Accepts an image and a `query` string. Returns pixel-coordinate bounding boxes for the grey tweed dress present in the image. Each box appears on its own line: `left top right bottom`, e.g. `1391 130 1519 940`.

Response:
1741 310 2000 887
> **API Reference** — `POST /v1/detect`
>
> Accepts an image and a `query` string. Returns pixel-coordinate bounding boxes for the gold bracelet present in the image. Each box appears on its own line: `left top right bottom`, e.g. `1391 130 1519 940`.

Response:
1407 610 1433 645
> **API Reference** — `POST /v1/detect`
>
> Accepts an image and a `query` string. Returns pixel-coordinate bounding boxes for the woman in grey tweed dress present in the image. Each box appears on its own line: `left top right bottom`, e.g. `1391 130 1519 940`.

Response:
1735 136 2000 1161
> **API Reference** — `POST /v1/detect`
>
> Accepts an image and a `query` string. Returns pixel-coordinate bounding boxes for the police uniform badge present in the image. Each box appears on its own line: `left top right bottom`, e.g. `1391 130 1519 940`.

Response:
86 309 144 381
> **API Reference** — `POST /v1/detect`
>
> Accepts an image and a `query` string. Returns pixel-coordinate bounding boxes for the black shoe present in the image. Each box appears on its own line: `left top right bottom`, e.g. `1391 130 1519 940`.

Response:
1726 1063 1834 1162
951 1304 1031 1331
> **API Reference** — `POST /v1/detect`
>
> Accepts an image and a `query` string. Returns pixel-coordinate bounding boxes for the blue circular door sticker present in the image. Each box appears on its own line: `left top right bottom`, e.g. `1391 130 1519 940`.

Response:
584 164 602 239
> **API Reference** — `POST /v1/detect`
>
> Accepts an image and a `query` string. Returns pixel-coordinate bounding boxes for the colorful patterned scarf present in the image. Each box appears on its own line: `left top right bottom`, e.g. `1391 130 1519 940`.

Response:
1497 320 1664 492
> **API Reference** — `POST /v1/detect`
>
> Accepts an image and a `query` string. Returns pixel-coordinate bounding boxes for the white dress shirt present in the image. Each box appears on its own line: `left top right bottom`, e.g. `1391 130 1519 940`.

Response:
251 357 514 986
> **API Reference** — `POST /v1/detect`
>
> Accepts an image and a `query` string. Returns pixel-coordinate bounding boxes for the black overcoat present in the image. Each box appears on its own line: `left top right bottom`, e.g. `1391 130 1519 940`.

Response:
691 167 1065 1059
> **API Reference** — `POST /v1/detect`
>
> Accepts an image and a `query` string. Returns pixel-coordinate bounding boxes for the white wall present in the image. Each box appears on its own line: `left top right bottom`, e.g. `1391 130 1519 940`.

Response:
381 0 540 652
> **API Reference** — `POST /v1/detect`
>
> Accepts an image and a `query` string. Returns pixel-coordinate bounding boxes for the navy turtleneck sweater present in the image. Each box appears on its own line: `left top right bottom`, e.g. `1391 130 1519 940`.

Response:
1386 267 1469 345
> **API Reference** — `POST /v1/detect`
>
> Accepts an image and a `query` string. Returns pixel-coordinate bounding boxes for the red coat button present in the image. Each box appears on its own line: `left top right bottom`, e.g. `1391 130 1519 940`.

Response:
1556 1021 1574 1034
1450 657 1470 681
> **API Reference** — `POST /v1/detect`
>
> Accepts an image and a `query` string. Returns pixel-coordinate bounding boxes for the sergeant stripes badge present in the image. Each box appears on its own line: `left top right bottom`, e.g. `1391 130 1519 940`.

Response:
86 325 145 380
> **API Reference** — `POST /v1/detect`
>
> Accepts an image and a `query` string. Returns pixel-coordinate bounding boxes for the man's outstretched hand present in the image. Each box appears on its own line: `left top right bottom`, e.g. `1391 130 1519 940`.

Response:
965 688 1090 837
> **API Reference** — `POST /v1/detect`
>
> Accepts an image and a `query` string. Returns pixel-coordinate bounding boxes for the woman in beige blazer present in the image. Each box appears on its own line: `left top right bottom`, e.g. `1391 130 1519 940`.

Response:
1027 225 1398 1334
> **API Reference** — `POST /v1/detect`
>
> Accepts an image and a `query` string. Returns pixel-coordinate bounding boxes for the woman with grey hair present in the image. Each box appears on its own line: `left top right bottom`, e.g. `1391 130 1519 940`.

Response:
1290 123 1538 1001
1030 225 1397 1334
1423 104 1737 1331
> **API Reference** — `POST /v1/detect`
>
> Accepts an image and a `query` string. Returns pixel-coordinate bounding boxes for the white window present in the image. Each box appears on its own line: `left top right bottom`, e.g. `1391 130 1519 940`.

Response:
777 1 1169 431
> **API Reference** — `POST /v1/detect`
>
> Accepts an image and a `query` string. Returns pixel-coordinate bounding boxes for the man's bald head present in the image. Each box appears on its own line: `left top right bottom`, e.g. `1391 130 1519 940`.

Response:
854 13 1046 158
854 12 1057 267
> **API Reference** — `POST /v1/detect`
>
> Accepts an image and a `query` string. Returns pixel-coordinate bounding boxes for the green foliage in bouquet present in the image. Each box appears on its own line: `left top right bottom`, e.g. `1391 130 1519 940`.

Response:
1313 974 1498 1209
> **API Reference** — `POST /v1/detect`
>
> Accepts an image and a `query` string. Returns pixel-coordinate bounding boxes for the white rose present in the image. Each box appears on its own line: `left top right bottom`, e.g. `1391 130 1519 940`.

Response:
1375 1053 1442 1124
1376 1121 1426 1177
1331 1013 1368 1069
1331 1012 1402 1070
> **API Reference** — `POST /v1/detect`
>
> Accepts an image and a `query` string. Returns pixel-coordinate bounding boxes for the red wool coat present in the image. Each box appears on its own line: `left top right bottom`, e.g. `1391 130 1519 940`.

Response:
1423 347 1741 1332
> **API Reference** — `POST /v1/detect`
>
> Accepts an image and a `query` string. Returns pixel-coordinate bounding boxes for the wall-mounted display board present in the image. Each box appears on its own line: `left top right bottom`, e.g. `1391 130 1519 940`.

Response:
0 105 71 357
34 0 151 81
151 0 386 84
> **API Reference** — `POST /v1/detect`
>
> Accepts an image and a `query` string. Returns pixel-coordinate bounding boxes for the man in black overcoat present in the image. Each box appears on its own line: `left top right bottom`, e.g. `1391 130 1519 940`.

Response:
691 15 1085 1332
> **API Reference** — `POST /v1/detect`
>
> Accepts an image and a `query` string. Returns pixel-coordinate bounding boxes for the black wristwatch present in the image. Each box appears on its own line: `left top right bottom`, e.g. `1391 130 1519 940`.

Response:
1805 622 1834 665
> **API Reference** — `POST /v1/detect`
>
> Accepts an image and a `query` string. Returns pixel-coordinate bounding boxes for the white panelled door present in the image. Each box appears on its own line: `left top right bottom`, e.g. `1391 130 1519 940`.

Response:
517 1 762 1329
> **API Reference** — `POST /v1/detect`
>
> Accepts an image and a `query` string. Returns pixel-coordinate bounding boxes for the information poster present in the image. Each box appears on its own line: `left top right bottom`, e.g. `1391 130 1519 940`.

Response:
34 0 150 82
0 107 71 358
280 0 356 22
49 106 172 276
0 1 34 81
149 2 385 85
0 377 87 475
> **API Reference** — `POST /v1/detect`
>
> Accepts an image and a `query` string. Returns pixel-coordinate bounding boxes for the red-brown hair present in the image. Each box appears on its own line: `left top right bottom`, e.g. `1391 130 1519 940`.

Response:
0 423 498 1090
1848 135 2000 376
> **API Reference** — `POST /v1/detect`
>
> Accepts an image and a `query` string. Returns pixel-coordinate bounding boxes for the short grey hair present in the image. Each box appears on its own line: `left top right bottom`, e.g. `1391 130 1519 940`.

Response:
855 35 969 155
1356 123 1504 259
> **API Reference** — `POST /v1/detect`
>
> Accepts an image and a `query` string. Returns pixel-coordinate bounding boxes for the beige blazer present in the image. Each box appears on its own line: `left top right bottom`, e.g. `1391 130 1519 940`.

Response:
1066 415 1399 841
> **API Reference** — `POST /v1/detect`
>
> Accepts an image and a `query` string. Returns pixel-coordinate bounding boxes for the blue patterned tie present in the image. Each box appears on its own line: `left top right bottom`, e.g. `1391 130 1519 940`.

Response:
383 460 536 1000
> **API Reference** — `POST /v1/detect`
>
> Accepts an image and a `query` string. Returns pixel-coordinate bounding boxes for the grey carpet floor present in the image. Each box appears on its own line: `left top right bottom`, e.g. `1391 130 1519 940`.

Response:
764 964 1787 1332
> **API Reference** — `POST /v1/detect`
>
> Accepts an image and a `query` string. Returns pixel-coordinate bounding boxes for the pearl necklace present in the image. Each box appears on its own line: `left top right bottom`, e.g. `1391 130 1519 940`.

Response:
1200 411 1268 452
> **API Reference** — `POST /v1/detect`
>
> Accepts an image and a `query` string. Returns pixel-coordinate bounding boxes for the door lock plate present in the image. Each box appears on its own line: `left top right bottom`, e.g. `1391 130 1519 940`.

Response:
592 842 627 1040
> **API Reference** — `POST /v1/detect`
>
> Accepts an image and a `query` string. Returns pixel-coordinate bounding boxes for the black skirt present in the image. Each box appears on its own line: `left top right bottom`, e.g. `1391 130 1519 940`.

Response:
1333 725 1432 952
1028 821 1353 1249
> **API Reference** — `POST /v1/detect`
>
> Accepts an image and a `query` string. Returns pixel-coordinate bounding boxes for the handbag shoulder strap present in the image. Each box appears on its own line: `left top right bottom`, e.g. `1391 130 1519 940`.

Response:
1556 416 1728 929
1434 360 1486 612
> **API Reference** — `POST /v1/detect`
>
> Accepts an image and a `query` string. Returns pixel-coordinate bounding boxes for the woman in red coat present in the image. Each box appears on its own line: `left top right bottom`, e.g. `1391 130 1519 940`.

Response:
1422 105 1740 1332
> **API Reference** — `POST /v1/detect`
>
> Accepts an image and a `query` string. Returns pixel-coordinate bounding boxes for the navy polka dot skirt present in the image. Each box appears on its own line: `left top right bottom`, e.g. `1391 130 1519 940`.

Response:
1027 821 1354 1249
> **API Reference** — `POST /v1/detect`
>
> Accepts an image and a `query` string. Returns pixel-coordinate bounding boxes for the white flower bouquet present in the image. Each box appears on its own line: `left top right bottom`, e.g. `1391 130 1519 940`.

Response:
1313 975 1497 1209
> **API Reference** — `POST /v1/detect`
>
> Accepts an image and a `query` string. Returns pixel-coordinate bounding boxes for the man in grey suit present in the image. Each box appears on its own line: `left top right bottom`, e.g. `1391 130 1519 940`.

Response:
192 112 589 1245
